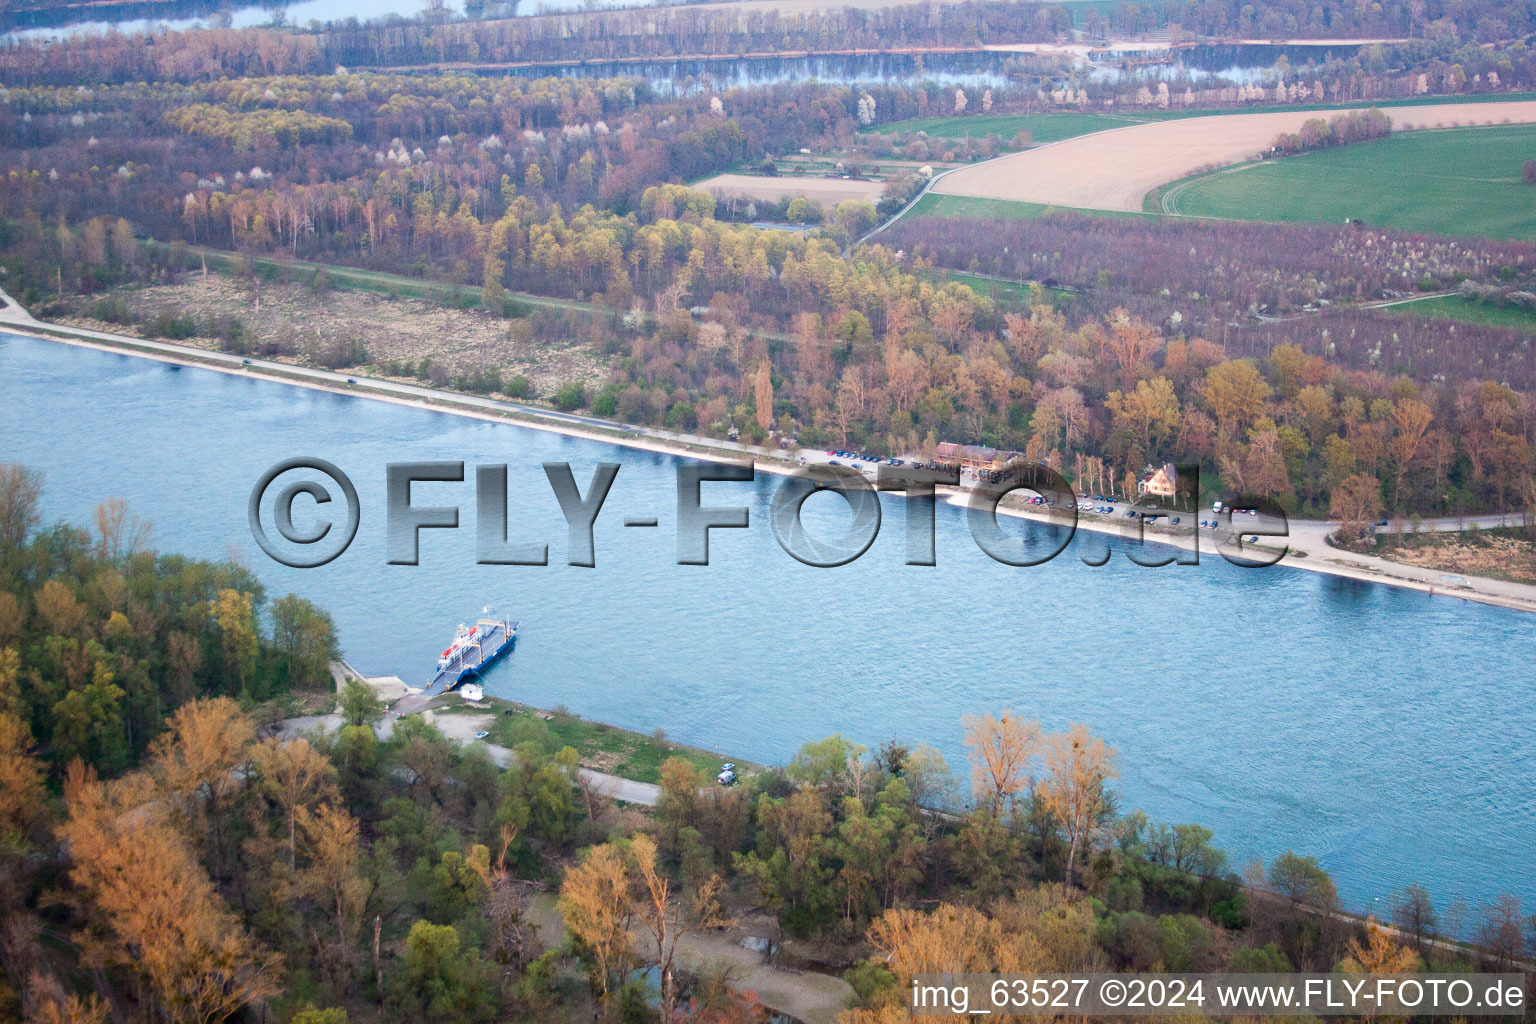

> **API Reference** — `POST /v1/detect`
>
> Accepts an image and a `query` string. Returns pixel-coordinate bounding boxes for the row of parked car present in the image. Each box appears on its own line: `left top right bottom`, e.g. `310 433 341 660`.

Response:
825 449 904 467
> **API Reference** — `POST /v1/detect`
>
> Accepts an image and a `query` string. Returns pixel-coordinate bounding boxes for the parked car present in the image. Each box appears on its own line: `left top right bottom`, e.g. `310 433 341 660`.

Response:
473 731 490 740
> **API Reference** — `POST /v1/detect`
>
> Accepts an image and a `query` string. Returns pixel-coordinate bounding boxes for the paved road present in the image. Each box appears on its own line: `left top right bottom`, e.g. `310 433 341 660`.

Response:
276 706 662 806
0 286 36 323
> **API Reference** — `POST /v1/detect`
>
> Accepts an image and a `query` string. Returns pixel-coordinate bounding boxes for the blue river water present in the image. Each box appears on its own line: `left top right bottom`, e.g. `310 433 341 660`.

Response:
2 332 1532 917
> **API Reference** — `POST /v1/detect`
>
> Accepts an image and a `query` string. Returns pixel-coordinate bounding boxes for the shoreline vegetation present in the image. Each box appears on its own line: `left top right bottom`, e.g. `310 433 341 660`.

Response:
6 317 1536 615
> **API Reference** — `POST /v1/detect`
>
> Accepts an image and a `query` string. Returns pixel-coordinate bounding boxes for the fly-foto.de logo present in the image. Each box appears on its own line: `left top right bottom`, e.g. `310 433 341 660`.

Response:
248 458 1290 569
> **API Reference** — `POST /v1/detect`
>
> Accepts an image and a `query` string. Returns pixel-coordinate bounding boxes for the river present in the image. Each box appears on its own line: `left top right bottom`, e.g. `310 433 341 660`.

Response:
1 331 1531 919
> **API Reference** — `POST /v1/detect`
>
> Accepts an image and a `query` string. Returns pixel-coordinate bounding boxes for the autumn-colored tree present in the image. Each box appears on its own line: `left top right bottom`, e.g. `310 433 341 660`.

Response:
0 714 45 844
1388 398 1434 507
295 803 372 947
1203 360 1272 440
1341 918 1420 974
865 902 1051 1022
92 498 151 563
557 843 634 998
0 713 47 919
961 710 1041 818
1243 429 1292 498
35 580 84 638
1330 473 1383 544
1105 309 1165 389
58 762 282 1024
27 989 110 1024
655 755 706 853
253 736 337 868
1338 918 1420 1024
149 697 256 872
754 361 774 432
1038 724 1117 885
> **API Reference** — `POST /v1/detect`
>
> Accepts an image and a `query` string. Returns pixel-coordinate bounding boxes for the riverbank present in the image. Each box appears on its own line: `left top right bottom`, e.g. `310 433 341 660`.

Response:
6 314 1536 615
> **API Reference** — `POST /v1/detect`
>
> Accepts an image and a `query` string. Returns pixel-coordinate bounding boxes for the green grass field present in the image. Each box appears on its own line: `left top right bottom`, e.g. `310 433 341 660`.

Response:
1157 124 1536 240
483 701 754 785
869 111 1155 143
870 91 1536 142
1385 294 1536 332
905 192 1150 221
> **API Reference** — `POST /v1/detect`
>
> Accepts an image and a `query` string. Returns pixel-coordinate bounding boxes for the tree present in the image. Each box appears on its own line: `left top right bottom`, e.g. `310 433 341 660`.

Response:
557 843 634 998
1338 918 1420 1024
0 464 44 557
1477 894 1527 968
339 677 385 727
253 736 336 868
629 832 731 1020
1340 917 1419 974
211 590 258 694
270 595 336 690
58 762 282 1024
1038 724 1117 885
754 361 774 432
92 497 151 562
149 696 256 873
1330 473 1383 544
1203 361 1272 439
401 920 490 1024
290 1009 348 1024
655 755 706 853
1263 852 1339 969
296 803 372 947
0 714 45 844
961 711 1041 817
35 580 83 638
866 901 1050 991
1390 884 1438 957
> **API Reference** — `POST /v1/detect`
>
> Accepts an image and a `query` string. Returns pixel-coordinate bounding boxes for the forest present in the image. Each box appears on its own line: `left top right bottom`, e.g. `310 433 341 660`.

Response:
0 464 1531 1024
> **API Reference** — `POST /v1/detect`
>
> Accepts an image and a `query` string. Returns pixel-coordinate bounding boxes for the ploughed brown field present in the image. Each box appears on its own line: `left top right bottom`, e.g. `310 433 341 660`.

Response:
933 100 1536 212
696 173 886 209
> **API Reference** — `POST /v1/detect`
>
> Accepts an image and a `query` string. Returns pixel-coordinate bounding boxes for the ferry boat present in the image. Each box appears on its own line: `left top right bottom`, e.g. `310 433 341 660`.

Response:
428 609 517 693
